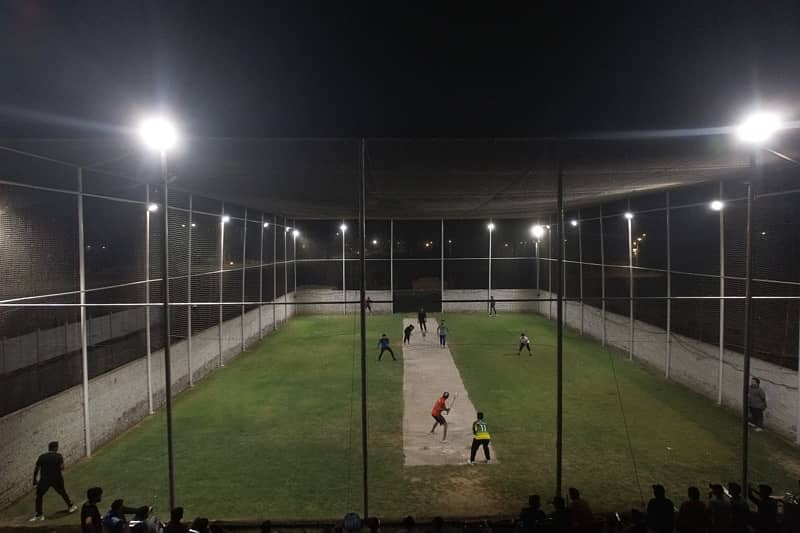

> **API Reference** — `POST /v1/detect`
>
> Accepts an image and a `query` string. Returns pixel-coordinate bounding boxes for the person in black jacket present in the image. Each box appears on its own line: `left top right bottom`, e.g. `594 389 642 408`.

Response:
80 487 103 533
30 441 77 521
646 484 675 533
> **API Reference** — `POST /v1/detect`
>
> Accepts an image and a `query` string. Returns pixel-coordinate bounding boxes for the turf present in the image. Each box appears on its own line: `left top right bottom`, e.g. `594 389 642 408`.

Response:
2 313 797 525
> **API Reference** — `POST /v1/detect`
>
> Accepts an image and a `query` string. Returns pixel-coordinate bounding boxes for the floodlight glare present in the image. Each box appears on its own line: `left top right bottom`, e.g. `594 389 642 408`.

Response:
736 112 781 144
624 212 634 220
138 116 178 152
340 224 347 233
570 219 578 227
147 203 159 212
487 222 495 231
263 222 270 228
372 239 378 245
710 200 724 211
531 225 545 239
285 226 291 232
221 215 230 224
292 229 300 238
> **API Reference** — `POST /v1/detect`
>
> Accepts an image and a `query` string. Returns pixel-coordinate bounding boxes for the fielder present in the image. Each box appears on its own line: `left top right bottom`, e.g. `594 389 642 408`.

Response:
468 411 492 464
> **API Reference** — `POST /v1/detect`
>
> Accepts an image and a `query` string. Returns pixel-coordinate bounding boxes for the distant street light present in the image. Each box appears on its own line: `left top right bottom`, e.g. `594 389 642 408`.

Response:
147 203 159 212
292 229 300 238
221 215 230 224
624 212 634 220
570 219 578 227
263 222 270 228
710 200 724 211
736 112 781 144
531 224 545 240
487 222 495 231
340 223 348 233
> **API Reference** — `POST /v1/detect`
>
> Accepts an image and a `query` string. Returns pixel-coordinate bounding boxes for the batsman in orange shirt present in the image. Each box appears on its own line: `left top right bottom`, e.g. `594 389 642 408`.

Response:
430 392 451 441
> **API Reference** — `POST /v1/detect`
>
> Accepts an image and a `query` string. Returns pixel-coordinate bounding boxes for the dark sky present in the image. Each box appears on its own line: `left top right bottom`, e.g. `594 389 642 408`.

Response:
1 1 799 138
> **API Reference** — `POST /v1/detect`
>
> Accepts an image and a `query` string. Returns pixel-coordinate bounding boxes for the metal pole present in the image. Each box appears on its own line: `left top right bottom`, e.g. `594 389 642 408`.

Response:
160 151 177 510
359 138 370 518
548 218 553 320
666 192 672 378
578 211 584 335
283 216 288 320
145 188 154 414
441 219 444 299
187 195 193 386
718 181 725 404
741 166 756 491
555 164 564 498
488 223 492 313
293 220 297 295
272 215 277 331
627 207 634 360
599 205 607 347
241 209 247 352
77 168 91 457
390 219 394 313
797 309 800 444
343 222 347 314
219 202 225 367
535 240 540 294
259 214 264 339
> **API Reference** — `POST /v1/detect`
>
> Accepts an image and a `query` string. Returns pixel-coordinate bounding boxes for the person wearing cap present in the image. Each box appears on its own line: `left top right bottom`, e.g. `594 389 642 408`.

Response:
748 484 777 532
467 411 492 465
748 377 767 431
430 392 451 441
676 486 710 533
30 440 77 521
707 484 731 533
81 487 103 533
646 484 674 533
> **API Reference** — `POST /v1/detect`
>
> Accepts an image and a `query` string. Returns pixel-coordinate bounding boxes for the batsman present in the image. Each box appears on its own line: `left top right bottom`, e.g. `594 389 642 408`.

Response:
430 391 453 441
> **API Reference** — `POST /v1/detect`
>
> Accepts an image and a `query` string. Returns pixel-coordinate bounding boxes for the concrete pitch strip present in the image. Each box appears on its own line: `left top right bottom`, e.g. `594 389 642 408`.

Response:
402 318 496 466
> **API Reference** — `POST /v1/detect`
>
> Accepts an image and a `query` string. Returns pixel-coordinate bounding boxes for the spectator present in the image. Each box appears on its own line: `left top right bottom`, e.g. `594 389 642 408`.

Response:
398 515 416 533
727 483 749 533
646 484 675 533
623 509 646 533
748 377 767 431
344 512 363 533
189 517 210 533
519 495 546 530
366 516 381 533
80 487 103 533
165 507 187 533
707 484 731 533
567 487 593 529
130 506 160 533
748 484 778 532
549 496 570 532
676 487 710 533
429 516 444 533
103 499 141 533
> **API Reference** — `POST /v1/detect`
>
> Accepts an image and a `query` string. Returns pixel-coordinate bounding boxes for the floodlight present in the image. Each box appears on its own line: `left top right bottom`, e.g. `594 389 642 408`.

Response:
372 239 378 245
340 224 347 233
710 200 724 211
221 215 230 224
263 222 270 228
138 116 178 152
191 223 196 228
570 219 578 227
292 229 300 238
736 112 781 144
285 226 291 232
624 212 634 220
147 203 159 212
487 222 495 231
531 225 545 239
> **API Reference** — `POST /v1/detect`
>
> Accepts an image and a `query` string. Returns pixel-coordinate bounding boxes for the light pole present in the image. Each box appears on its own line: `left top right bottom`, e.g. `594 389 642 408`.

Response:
624 211 634 360
531 224 545 300
138 115 178 510
340 223 347 314
293 229 299 296
735 110 782 489
487 222 495 312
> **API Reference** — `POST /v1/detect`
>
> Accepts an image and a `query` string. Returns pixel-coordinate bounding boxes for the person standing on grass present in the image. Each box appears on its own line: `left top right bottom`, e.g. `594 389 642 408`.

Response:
437 320 448 347
80 487 103 533
403 323 414 344
518 333 532 356
30 441 77 521
489 296 497 316
377 333 397 361
430 391 451 440
418 308 427 336
364 296 372 313
467 411 492 464
748 377 766 431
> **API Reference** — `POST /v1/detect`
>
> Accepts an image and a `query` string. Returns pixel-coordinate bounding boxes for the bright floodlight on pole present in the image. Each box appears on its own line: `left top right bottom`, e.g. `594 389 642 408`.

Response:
263 222 270 228
340 223 348 233
570 219 578 227
624 212 634 220
531 224 545 239
487 222 495 231
710 200 724 211
736 112 781 144
138 116 178 152
221 215 230 224
147 203 159 212
292 229 300 238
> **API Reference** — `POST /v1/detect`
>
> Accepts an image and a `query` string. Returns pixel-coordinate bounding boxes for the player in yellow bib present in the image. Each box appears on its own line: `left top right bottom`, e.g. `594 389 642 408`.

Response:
468 411 492 464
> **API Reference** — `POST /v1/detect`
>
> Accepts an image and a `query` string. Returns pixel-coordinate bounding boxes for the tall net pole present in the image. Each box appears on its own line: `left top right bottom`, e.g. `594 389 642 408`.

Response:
359 138 369 518
555 162 564 498
161 151 177 510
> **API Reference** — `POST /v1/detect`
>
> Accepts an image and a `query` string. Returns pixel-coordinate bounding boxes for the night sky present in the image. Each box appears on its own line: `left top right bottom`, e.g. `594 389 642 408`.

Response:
2 1 800 138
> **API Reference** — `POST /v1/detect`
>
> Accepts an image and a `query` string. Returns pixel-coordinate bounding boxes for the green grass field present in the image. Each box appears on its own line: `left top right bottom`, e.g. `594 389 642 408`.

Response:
3 312 798 525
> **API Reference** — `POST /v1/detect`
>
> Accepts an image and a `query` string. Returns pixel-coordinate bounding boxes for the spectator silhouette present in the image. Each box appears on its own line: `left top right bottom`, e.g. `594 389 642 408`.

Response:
399 515 418 533
366 516 381 533
164 507 187 533
190 517 211 533
623 509 646 533
727 483 749 533
103 499 141 533
549 496 570 532
80 487 103 533
567 488 593 529
676 486 710 533
748 484 777 532
707 484 731 533
519 494 546 530
646 484 675 533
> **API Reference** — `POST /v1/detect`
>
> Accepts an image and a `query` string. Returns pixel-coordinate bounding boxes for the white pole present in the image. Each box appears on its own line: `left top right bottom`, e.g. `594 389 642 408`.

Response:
342 222 347 314
219 202 225 367
272 215 277 331
390 219 394 313
548 220 553 320
599 205 606 347
797 313 800 444
144 188 153 414
718 181 725 404
77 168 91 457
259 214 264 339
283 216 288 320
241 208 247 352
187 195 193 386
578 213 584 335
666 192 672 378
292 222 297 315
535 240 540 293
441 219 444 300
627 211 634 360
488 224 492 312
